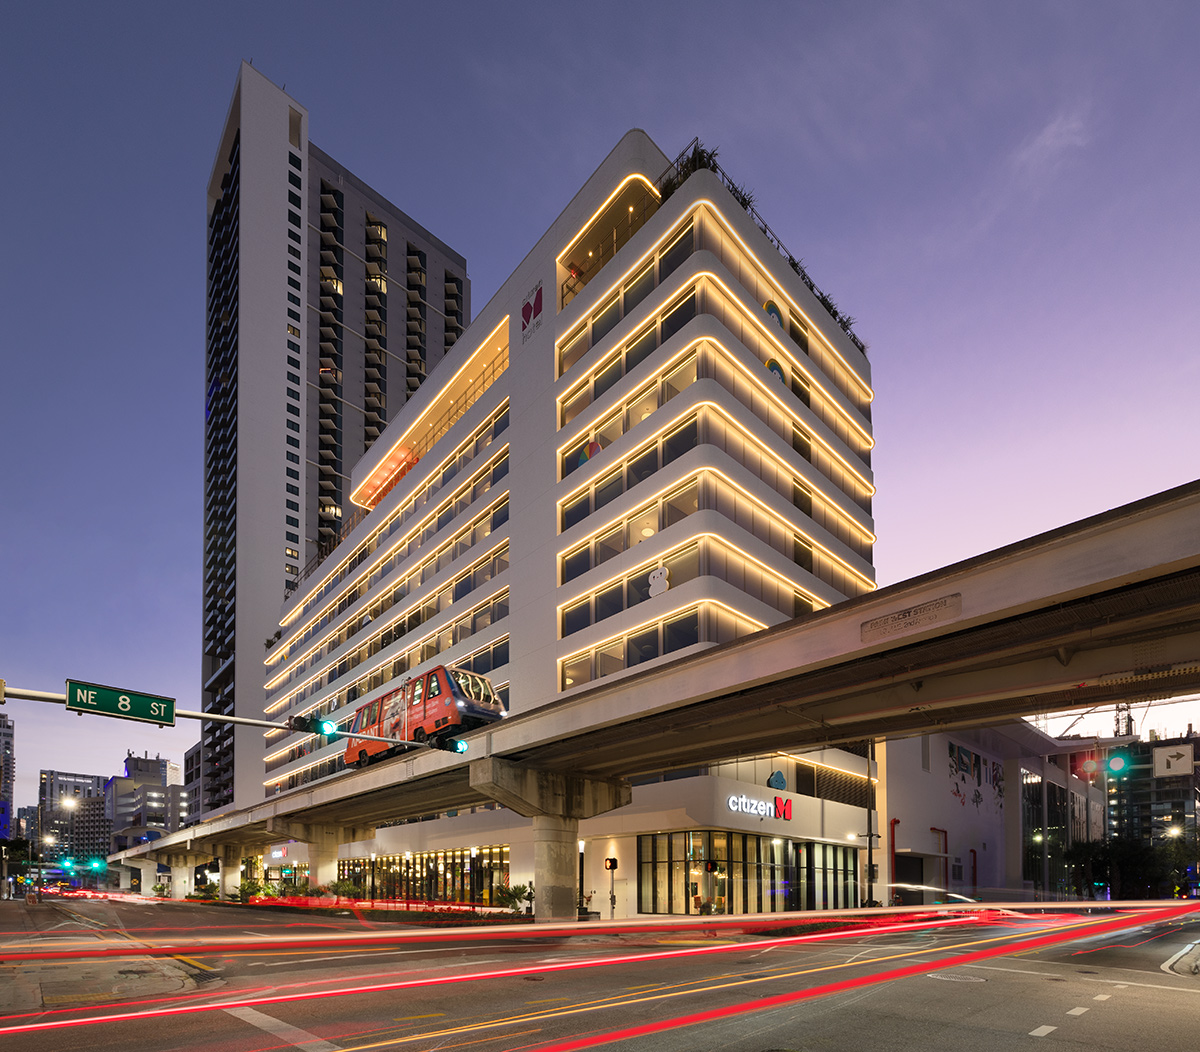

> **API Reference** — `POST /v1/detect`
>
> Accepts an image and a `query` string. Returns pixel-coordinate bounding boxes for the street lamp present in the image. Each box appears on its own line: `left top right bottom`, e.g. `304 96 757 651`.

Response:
38 835 56 903
61 797 78 886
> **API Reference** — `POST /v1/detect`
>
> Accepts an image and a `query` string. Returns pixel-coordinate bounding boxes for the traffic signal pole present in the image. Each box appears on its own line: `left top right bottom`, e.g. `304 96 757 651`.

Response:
2 683 435 749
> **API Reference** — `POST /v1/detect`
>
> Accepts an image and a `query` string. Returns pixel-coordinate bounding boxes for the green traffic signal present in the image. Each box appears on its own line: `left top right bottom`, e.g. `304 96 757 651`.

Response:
452 738 468 754
1106 751 1130 775
63 858 75 870
318 718 338 736
90 859 102 870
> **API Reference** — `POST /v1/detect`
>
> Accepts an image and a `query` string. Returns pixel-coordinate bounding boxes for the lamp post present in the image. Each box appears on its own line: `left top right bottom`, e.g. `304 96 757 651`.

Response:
38 835 56 903
61 797 78 888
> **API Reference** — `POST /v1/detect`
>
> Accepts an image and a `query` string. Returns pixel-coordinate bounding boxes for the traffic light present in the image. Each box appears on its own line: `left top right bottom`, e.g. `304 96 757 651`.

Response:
288 714 339 738
1105 750 1131 776
63 858 75 871
89 859 102 871
434 736 469 753
604 857 618 871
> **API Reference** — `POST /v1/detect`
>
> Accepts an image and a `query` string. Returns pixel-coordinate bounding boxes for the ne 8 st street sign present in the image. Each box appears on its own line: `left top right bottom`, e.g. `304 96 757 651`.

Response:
65 680 176 727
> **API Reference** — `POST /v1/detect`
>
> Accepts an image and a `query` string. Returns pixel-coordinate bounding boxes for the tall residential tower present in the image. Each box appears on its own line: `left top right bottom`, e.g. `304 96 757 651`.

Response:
203 63 469 815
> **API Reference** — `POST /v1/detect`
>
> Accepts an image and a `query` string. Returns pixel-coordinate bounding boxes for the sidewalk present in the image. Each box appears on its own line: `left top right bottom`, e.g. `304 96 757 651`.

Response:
0 898 203 1017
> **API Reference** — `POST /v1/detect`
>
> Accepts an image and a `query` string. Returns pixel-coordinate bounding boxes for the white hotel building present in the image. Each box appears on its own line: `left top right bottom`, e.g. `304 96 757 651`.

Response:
260 130 883 915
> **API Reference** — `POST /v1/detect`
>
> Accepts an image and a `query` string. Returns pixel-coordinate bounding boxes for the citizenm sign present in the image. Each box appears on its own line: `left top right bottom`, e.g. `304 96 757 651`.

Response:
727 793 792 820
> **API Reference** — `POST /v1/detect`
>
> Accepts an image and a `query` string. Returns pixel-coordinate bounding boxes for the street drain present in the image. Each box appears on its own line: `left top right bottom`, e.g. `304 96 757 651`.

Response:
927 973 985 982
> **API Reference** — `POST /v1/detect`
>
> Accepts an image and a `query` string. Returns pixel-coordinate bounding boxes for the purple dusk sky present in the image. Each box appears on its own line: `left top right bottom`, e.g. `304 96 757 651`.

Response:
3 3 1198 811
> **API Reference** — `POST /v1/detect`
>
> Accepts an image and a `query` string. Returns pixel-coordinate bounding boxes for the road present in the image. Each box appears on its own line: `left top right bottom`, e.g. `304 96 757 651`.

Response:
2 896 1199 1051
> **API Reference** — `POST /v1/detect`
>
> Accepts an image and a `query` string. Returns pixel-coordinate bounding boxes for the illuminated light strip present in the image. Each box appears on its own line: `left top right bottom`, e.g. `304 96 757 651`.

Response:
350 316 510 509
265 583 509 721
265 497 510 690
0 915 978 1032
280 398 511 631
553 198 872 405
555 534 824 619
697 270 872 449
272 446 511 666
555 467 872 593
559 599 768 672
776 750 877 783
517 905 1200 1052
556 174 661 264
557 396 872 511
555 333 875 542
555 402 875 591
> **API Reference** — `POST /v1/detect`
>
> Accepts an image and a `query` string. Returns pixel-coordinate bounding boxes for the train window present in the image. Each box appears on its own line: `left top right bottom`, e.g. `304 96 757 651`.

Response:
428 672 443 699
412 679 424 707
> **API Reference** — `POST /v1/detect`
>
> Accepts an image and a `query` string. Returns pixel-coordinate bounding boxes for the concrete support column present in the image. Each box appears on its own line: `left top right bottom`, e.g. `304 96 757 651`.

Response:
219 848 242 900
470 757 631 922
136 862 160 897
532 815 580 922
307 828 341 889
170 863 195 899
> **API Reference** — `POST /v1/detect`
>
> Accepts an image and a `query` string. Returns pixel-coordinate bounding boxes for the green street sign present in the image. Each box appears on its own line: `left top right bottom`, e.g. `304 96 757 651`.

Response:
65 680 176 726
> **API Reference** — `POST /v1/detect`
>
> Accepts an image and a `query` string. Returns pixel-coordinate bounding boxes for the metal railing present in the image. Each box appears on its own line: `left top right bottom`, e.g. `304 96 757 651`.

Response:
658 138 867 356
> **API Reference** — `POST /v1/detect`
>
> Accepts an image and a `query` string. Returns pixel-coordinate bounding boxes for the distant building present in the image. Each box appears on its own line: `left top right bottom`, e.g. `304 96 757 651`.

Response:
16 805 37 841
200 62 470 818
38 770 108 864
182 742 203 829
0 713 12 838
107 753 190 853
1103 731 1200 847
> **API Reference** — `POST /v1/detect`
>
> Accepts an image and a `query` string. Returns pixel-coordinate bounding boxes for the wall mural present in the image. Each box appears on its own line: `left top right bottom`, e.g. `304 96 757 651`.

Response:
948 742 1004 815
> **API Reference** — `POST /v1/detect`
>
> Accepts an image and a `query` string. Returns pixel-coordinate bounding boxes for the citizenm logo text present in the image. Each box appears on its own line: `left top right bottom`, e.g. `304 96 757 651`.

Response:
727 793 792 820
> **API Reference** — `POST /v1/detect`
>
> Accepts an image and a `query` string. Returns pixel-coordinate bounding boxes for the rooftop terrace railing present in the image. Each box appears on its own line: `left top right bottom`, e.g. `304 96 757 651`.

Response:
658 138 867 356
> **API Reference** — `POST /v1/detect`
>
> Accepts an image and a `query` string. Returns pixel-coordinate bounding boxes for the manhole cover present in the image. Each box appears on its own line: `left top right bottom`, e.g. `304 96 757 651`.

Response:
927 973 986 982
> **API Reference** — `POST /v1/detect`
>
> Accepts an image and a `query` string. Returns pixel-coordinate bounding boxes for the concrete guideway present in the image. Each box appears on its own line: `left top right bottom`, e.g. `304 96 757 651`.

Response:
109 480 1200 917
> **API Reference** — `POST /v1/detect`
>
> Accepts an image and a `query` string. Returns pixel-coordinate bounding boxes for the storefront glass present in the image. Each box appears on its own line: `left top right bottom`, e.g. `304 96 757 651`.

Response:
637 830 858 914
339 845 509 905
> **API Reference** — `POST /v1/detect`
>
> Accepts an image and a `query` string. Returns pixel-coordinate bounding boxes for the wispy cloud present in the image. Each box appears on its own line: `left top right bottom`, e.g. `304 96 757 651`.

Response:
1010 106 1090 185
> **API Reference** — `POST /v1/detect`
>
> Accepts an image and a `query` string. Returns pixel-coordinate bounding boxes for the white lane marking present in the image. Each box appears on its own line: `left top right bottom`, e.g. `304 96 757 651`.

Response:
225 1006 340 1051
1160 940 1199 974
1094 994 1111 1000
1030 1025 1057 1037
1067 1007 1089 1015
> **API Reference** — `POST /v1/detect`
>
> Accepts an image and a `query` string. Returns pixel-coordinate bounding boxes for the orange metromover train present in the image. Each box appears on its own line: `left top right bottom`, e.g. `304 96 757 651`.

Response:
343 664 504 767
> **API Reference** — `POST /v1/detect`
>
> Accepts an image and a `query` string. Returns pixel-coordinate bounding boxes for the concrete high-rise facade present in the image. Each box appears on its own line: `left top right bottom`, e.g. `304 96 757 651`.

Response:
0 713 13 839
202 63 469 816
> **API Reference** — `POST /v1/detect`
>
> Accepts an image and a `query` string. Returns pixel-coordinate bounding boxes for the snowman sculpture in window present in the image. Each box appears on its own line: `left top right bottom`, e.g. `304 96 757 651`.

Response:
648 565 670 597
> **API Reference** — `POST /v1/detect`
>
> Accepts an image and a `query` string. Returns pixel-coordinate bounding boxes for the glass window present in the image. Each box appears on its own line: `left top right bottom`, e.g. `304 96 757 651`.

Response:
663 418 698 465
663 481 699 527
627 570 653 608
592 296 620 344
663 354 697 401
623 264 654 315
664 545 699 588
596 640 624 679
595 524 625 565
625 327 658 373
563 545 591 583
658 223 693 282
593 355 623 400
563 599 591 636
627 627 659 667
595 582 624 622
561 384 592 427
562 653 591 689
664 610 700 652
596 410 623 449
629 508 658 545
563 492 590 530
560 328 588 374
661 293 696 343
626 387 658 429
593 471 623 512
626 446 657 488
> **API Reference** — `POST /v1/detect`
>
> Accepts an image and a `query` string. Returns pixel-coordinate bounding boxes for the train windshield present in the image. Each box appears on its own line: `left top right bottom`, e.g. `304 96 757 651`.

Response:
448 668 499 707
